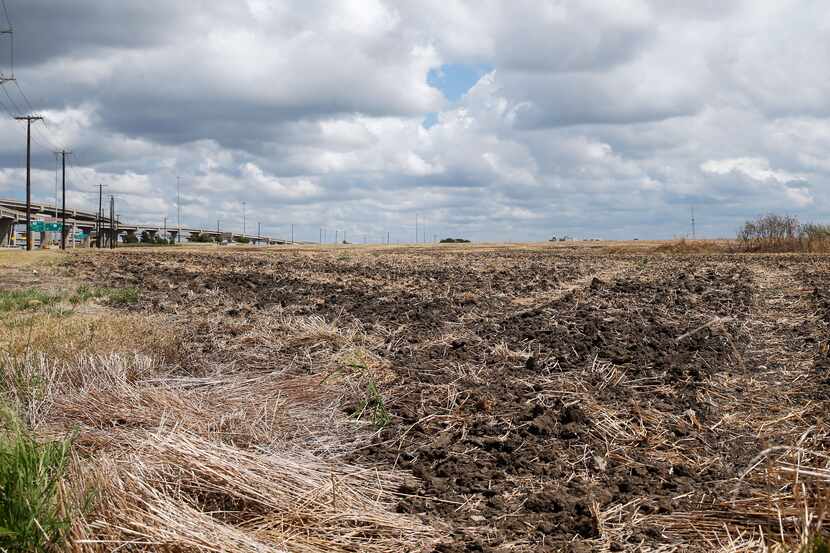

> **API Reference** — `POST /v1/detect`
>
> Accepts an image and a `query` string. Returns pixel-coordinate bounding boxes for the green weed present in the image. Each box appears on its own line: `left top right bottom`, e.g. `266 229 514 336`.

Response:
71 285 139 306
0 289 62 313
0 406 72 552
803 535 830 553
353 381 391 429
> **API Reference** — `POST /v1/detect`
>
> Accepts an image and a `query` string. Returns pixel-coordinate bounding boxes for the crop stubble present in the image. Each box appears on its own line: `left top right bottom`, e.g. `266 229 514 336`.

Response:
67 246 830 552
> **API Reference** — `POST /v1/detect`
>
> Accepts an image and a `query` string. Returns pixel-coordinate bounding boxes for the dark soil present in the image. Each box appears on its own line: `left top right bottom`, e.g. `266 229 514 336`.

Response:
69 248 829 551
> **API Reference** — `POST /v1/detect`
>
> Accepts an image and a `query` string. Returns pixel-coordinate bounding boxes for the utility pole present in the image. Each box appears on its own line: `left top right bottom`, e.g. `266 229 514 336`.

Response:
176 176 181 244
291 224 294 244
387 231 390 245
163 216 167 242
335 229 339 244
58 150 71 250
257 221 261 240
691 207 696 240
415 213 418 244
319 228 322 244
96 184 106 248
242 201 246 235
15 116 43 251
343 230 347 244
109 195 115 249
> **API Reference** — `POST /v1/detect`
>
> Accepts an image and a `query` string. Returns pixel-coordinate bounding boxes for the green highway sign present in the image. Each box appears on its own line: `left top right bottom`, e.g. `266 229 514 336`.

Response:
29 221 63 232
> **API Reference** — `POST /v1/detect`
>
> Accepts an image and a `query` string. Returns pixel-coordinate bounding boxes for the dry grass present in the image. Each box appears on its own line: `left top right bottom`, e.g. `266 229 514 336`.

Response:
0 311 179 365
70 432 432 553
654 238 729 254
0 248 65 268
0 281 434 551
0 249 435 552
4 245 830 551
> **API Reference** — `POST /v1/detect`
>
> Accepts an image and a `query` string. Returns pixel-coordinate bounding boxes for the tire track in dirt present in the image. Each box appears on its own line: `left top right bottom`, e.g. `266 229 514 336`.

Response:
508 259 635 313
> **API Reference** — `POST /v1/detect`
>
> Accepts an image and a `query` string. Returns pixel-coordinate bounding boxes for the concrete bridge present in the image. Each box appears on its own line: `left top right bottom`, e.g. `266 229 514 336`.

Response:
0 199 293 247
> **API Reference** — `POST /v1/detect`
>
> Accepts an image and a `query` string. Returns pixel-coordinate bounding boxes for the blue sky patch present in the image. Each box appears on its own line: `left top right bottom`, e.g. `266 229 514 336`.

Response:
422 112 439 128
427 63 493 102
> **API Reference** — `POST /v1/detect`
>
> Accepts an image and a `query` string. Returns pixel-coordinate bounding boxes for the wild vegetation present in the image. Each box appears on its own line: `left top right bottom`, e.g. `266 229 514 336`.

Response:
0 244 827 552
737 213 830 252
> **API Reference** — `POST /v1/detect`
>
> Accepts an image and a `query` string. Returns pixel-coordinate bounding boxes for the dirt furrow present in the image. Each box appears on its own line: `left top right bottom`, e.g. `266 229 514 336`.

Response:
634 260 829 546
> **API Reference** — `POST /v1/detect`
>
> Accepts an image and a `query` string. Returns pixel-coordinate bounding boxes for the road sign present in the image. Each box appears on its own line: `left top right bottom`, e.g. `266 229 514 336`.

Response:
29 221 62 232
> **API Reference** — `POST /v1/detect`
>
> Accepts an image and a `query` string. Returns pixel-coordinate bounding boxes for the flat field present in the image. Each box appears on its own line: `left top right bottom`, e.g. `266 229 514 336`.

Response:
1 243 828 552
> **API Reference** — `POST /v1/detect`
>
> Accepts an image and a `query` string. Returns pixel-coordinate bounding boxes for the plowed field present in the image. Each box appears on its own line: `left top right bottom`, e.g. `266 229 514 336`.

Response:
67 245 830 552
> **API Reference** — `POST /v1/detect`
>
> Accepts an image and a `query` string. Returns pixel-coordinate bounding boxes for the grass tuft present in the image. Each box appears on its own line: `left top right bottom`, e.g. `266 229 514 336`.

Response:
353 381 391 429
71 285 139 306
803 535 830 553
0 405 71 552
0 289 63 313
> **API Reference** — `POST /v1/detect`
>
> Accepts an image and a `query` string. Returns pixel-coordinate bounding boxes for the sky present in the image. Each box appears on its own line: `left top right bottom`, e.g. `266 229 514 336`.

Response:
0 0 825 242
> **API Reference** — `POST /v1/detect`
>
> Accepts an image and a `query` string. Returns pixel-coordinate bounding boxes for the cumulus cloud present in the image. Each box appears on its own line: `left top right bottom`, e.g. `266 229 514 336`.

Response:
0 0 826 241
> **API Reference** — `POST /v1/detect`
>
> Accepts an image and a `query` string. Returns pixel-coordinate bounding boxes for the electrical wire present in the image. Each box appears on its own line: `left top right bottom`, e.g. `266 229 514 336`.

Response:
12 79 33 113
0 79 19 114
0 87 17 120
0 1 66 153
0 0 12 80
1 0 11 31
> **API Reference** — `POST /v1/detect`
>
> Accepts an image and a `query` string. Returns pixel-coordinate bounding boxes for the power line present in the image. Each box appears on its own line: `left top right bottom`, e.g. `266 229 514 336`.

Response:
1 80 21 114
12 79 33 113
0 0 12 81
0 0 10 31
0 89 21 129
0 82 58 152
0 1 65 154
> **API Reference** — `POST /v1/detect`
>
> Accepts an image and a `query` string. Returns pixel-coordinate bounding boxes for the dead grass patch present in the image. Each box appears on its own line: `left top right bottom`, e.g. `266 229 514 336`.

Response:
653 238 729 254
0 311 179 368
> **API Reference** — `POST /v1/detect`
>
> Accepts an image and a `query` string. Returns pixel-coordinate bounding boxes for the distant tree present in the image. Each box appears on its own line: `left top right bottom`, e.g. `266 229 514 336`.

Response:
800 223 830 252
737 213 801 252
440 237 470 243
189 233 214 243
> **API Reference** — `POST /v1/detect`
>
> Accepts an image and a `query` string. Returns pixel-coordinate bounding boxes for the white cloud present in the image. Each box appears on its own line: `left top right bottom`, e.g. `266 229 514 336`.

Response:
700 157 806 183
1 0 829 240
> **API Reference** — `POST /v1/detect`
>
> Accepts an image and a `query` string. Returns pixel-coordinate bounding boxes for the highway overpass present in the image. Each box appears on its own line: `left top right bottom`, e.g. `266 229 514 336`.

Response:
0 198 294 247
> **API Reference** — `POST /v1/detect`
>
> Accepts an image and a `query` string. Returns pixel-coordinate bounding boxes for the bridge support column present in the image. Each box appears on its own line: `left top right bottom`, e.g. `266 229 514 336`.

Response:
0 218 13 246
168 230 178 244
79 227 92 247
